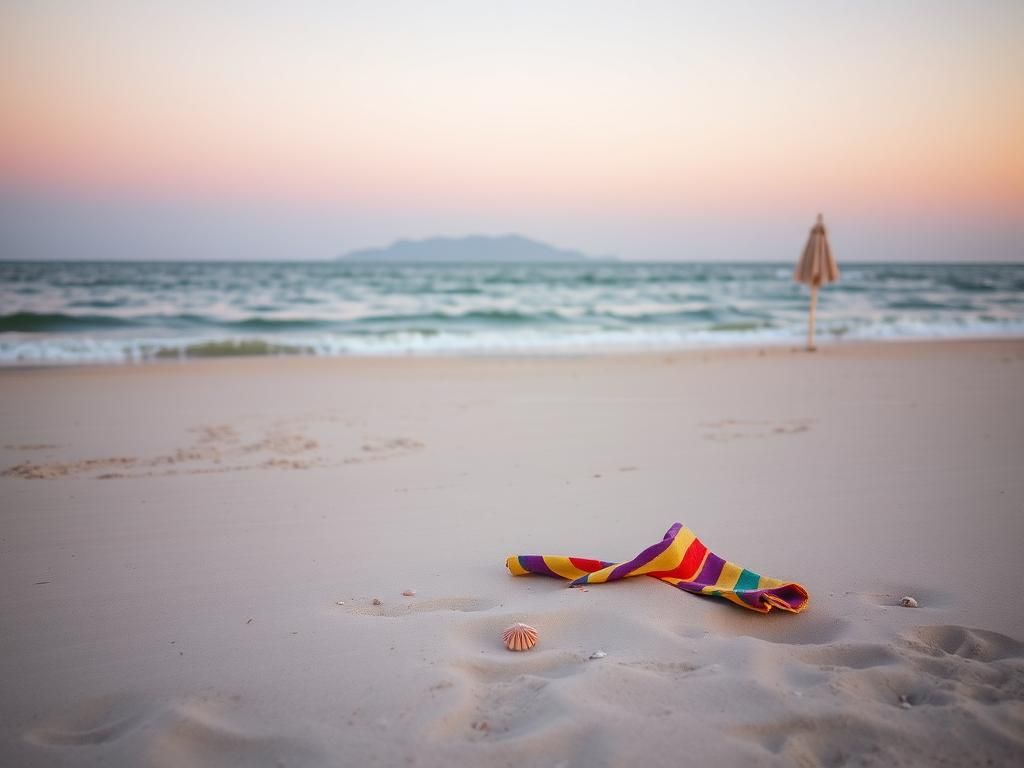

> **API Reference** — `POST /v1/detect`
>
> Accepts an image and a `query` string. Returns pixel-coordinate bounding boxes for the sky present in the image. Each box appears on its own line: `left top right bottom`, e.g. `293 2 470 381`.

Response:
1 0 1022 261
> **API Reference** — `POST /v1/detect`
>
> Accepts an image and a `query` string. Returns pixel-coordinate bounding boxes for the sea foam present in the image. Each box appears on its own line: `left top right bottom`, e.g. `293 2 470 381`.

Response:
1 261 1022 364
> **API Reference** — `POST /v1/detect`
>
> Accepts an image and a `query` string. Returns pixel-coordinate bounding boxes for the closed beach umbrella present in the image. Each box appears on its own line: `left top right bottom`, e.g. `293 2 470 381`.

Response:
794 213 839 350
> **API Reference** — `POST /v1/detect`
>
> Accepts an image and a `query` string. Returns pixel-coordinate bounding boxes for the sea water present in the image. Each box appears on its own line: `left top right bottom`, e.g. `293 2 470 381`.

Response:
1 261 1022 364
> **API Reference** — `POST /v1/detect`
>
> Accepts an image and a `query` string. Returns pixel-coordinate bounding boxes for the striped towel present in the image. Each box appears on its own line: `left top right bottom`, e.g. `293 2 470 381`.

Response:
506 522 808 614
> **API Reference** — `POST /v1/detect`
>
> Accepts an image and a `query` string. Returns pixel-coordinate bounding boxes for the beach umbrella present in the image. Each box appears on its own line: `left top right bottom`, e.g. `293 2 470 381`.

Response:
794 213 839 351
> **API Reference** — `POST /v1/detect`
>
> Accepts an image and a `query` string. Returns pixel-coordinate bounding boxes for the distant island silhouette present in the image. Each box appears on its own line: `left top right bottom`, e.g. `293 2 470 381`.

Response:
339 234 605 263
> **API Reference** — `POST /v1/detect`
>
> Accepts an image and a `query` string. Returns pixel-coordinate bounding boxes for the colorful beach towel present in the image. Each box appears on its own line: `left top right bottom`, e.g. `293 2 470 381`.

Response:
506 522 808 613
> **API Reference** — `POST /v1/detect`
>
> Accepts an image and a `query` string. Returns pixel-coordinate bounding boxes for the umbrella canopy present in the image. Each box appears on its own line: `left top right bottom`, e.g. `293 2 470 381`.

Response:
794 214 839 351
794 213 839 286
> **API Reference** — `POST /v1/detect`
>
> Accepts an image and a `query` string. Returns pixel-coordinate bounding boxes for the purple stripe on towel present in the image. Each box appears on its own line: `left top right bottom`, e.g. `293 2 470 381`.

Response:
607 535 678 581
518 555 560 579
736 588 765 608
691 552 726 587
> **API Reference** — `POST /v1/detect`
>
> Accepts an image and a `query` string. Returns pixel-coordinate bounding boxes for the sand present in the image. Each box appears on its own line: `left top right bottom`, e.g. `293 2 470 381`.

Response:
1 340 1023 767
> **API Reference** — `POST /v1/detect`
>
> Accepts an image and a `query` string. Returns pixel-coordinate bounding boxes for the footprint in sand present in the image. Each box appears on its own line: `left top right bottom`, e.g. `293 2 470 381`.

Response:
2 416 423 480
434 650 587 743
731 624 1024 765
190 424 240 445
701 417 815 442
2 456 139 480
145 697 324 768
343 438 424 465
25 693 324 767
821 625 1024 712
900 624 1024 663
708 605 850 645
25 693 157 747
797 642 901 670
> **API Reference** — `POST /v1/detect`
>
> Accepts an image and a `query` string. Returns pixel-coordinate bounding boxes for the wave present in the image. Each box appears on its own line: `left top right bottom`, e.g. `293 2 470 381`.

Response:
223 317 331 331
154 340 305 358
2 319 1023 365
3 261 1022 365
353 309 567 325
0 311 341 333
0 311 138 332
884 298 977 311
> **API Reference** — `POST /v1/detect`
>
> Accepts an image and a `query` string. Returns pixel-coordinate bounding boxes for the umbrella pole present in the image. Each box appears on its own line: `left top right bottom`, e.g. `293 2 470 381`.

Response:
806 284 819 352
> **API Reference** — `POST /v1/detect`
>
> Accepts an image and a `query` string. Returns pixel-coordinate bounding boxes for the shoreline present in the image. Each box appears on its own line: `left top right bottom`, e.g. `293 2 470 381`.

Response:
2 334 1023 376
5 259 1022 367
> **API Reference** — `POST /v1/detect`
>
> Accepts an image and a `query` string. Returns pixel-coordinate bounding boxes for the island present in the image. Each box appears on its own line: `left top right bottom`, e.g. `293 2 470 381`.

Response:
339 234 602 263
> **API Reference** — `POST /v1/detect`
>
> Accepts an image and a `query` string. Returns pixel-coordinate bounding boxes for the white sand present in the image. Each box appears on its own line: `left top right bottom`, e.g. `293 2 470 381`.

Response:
1 340 1023 766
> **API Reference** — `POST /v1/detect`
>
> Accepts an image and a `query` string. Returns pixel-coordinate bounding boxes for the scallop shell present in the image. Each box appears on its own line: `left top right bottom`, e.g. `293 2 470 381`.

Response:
502 623 538 652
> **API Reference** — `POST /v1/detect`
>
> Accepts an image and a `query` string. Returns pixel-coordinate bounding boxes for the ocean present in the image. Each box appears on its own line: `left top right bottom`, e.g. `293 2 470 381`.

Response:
1 261 1022 365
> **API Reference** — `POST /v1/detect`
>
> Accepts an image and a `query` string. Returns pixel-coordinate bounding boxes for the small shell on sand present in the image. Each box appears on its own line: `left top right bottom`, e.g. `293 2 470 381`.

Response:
589 651 607 660
372 598 383 606
899 596 919 608
402 589 416 597
502 623 538 652
335 601 345 606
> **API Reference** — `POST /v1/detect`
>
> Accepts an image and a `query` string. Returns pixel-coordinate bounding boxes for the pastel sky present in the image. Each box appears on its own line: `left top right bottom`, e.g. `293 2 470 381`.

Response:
1 1 1022 261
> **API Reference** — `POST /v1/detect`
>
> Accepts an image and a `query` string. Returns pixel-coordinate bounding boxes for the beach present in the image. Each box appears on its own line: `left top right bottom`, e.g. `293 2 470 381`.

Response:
1 339 1023 766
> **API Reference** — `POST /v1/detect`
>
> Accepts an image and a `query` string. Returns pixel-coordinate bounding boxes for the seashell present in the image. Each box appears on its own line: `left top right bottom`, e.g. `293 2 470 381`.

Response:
899 596 919 608
372 598 383 606
402 589 416 597
589 650 607 660
502 623 538 652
